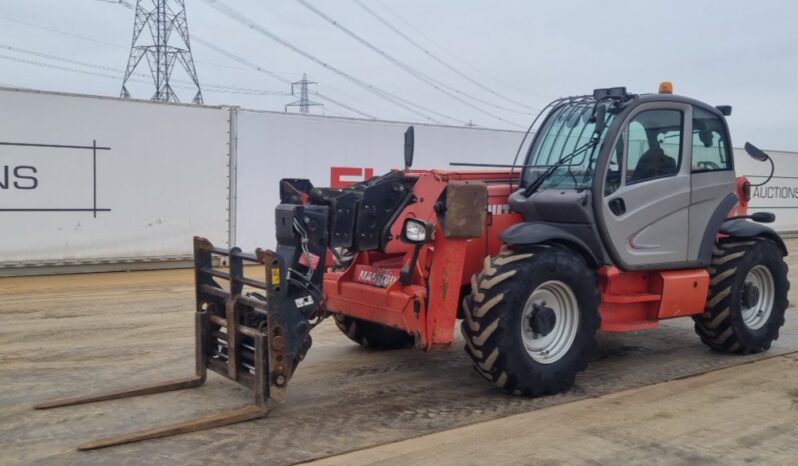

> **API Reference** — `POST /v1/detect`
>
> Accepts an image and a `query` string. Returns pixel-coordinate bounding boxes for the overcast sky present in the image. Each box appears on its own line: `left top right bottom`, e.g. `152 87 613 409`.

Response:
2 0 797 150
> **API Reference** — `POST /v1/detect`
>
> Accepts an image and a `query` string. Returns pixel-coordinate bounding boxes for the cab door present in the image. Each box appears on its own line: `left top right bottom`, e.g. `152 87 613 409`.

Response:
601 103 693 269
687 106 737 262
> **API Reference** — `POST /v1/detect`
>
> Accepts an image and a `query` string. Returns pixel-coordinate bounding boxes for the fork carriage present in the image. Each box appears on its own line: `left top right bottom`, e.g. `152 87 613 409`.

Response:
35 237 305 450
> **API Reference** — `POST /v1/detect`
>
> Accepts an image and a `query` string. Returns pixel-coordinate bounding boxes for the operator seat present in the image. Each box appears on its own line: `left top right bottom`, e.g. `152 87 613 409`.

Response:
631 147 676 182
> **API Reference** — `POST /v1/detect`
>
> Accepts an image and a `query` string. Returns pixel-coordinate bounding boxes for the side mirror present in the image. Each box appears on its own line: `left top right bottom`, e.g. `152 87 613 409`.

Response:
745 142 770 162
726 211 776 223
404 126 415 170
593 103 608 135
750 212 776 223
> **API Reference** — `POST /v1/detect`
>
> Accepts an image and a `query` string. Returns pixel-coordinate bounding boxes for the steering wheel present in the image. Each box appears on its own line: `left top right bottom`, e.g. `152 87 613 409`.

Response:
697 161 720 170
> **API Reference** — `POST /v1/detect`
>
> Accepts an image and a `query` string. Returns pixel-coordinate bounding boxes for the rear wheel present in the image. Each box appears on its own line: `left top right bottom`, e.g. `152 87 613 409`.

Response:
462 245 600 396
694 238 789 353
333 314 414 350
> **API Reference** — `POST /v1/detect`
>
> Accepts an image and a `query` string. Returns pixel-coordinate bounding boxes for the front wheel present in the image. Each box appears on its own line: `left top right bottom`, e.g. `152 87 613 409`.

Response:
462 245 600 396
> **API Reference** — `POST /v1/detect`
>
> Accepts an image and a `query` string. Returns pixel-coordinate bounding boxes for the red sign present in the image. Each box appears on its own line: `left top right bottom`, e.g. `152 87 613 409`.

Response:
330 166 374 188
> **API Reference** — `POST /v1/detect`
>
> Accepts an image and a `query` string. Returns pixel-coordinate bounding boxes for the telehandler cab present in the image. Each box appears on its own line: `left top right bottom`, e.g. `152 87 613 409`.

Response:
38 83 789 449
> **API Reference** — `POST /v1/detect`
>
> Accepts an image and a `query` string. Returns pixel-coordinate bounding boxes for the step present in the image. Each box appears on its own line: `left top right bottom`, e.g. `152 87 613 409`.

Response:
601 320 660 332
601 293 661 304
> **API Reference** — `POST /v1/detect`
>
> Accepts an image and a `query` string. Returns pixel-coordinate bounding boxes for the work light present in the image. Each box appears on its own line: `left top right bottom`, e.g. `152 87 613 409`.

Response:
402 218 431 244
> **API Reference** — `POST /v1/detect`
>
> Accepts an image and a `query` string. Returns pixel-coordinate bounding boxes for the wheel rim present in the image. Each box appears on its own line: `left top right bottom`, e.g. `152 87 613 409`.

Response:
521 280 580 364
741 265 775 330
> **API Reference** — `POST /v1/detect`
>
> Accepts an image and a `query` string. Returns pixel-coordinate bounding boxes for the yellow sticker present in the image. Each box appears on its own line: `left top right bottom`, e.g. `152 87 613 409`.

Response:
271 267 280 285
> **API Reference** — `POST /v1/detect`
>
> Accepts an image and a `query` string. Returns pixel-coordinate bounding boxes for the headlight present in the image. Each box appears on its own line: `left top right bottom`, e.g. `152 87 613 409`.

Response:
402 218 431 244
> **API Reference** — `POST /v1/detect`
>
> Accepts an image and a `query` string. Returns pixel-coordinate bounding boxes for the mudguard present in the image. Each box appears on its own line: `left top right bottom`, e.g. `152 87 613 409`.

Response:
500 222 602 266
719 219 788 256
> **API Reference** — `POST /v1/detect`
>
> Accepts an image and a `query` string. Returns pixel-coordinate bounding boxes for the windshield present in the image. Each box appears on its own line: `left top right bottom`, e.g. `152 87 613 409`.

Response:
521 101 615 190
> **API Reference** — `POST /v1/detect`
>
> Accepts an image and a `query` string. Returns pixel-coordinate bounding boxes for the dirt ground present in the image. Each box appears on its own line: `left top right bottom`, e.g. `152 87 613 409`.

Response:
1 242 797 465
306 353 798 466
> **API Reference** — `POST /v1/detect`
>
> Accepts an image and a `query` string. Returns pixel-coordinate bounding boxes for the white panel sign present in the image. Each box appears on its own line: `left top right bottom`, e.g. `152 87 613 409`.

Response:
734 148 798 232
235 110 524 250
0 88 231 265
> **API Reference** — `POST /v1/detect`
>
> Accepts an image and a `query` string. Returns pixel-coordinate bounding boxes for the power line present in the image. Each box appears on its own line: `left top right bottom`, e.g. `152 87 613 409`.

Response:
373 0 550 100
0 53 211 94
295 0 525 129
191 36 377 119
311 83 397 116
0 53 266 96
0 54 126 80
0 44 287 96
321 108 348 118
352 0 539 113
0 49 286 97
204 0 453 124
97 0 136 8
190 37 291 87
0 81 32 89
0 14 125 49
200 0 464 125
1 44 123 73
0 13 249 72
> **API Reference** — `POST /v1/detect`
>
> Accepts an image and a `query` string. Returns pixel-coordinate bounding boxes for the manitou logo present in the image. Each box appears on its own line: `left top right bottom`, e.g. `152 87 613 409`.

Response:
354 266 399 288
330 166 375 188
488 204 511 215
358 270 398 288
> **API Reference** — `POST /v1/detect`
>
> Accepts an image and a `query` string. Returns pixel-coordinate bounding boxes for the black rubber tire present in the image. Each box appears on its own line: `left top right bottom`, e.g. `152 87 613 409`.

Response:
333 314 414 350
461 245 600 396
693 237 789 354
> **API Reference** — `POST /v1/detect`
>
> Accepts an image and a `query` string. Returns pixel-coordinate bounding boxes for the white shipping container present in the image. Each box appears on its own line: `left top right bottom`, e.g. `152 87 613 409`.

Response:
0 88 232 270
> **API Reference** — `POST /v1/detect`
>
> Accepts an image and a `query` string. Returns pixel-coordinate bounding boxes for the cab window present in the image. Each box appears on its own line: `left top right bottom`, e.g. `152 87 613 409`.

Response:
625 109 683 184
692 107 731 172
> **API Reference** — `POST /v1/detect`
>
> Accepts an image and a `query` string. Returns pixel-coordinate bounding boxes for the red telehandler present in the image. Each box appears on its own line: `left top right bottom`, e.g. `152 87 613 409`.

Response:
37 84 789 449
